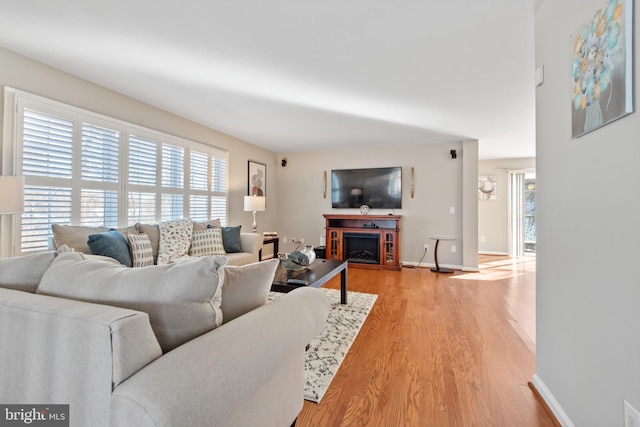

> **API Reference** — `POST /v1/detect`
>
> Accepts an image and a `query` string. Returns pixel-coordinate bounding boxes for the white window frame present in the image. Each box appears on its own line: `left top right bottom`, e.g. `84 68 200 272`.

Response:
2 87 228 255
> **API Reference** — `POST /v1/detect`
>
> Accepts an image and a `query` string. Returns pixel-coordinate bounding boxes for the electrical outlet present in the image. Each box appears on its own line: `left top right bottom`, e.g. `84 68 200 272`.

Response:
282 237 287 244
423 244 429 252
300 238 305 244
449 206 455 215
480 236 486 242
625 400 640 427
451 245 456 253
291 237 296 243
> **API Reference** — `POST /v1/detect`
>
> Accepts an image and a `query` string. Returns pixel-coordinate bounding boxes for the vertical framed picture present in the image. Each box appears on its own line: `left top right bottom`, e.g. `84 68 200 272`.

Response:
248 161 266 196
571 0 633 138
478 175 497 200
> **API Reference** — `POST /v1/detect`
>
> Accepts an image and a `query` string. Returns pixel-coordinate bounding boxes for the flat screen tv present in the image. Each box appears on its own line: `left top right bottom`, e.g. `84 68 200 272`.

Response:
331 167 402 209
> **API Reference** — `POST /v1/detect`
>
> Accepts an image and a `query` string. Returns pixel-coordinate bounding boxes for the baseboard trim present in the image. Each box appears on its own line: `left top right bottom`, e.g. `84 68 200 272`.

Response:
478 250 509 255
530 374 574 427
401 261 462 271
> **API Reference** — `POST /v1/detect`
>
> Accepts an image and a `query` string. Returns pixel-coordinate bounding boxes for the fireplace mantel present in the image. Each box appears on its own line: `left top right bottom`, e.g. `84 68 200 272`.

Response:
323 214 401 271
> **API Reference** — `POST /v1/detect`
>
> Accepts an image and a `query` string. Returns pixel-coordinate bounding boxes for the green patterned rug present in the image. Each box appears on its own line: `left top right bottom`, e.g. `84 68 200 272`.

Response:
269 288 378 403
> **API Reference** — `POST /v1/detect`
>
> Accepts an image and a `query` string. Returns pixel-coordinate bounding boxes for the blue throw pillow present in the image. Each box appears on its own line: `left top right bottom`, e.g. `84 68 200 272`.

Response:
221 226 242 253
87 229 133 267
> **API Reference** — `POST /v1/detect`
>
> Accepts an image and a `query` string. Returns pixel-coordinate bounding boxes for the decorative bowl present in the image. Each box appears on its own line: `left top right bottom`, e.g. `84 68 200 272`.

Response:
278 252 309 271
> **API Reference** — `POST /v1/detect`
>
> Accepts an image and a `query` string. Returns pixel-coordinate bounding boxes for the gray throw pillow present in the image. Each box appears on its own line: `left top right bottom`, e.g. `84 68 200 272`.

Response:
87 229 133 267
37 252 227 353
219 258 279 323
220 225 242 253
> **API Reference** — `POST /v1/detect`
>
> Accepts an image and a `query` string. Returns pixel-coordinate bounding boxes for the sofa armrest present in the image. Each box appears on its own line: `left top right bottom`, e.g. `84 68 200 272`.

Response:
240 232 262 263
110 287 330 427
0 288 162 427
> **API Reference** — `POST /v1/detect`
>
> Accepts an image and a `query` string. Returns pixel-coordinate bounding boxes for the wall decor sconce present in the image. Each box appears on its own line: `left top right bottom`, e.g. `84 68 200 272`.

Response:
450 149 457 159
410 167 415 198
323 170 327 199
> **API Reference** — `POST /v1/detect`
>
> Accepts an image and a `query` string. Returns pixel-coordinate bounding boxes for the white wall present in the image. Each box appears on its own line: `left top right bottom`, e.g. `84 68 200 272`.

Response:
275 141 479 270
535 1 640 425
0 47 279 255
478 157 535 254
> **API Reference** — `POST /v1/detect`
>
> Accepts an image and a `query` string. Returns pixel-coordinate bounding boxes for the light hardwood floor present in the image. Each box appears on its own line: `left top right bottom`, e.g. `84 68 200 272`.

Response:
296 255 555 426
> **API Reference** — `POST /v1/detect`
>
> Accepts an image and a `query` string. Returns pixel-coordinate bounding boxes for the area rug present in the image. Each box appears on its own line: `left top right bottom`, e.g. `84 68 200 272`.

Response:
268 288 377 403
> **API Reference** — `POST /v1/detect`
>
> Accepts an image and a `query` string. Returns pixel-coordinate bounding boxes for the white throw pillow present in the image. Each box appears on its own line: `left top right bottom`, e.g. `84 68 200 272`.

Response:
128 233 155 267
157 219 193 265
219 258 279 323
37 252 228 353
189 228 226 257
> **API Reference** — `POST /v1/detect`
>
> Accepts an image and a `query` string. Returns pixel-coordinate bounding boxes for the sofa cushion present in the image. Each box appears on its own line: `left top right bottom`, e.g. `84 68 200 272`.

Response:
52 224 109 254
87 229 133 267
0 251 58 293
128 233 154 267
193 219 222 231
219 258 279 323
157 219 193 265
37 252 227 353
189 228 226 257
220 225 243 253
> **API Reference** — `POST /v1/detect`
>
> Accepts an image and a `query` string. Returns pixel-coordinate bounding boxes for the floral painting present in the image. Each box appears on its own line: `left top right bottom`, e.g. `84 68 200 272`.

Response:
571 0 633 138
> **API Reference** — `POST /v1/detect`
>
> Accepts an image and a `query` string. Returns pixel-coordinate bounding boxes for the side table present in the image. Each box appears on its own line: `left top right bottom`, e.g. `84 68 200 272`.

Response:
260 236 279 261
429 236 455 273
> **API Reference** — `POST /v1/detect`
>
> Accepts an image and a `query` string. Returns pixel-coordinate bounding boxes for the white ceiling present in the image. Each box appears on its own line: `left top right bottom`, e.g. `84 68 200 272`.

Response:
0 0 539 159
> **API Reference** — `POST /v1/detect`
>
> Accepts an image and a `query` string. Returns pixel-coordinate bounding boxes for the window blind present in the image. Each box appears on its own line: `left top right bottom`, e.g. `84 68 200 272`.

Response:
9 89 229 253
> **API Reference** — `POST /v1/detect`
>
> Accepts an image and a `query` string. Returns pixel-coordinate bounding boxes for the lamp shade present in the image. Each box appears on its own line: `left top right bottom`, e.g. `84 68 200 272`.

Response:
0 176 24 214
244 195 266 212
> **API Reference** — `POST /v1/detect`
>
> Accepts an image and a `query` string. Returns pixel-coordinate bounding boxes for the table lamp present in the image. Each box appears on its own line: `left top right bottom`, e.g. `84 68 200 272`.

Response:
243 195 265 232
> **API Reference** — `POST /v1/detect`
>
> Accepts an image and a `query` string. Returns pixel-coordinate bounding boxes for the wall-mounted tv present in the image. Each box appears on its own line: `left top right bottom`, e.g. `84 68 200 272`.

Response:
331 167 402 209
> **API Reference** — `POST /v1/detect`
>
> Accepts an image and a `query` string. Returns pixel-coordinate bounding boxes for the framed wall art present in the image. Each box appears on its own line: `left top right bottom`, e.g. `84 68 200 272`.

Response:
478 175 497 200
248 161 266 196
571 0 633 138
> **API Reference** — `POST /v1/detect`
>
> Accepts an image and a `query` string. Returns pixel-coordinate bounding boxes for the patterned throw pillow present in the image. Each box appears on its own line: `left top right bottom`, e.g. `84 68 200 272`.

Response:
157 219 193 265
189 228 226 257
128 233 154 267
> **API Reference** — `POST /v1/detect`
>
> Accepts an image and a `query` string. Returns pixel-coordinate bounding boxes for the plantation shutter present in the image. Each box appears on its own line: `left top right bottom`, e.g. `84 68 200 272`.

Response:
8 88 229 254
80 122 120 226
128 135 158 223
211 155 227 225
21 110 74 251
160 143 184 220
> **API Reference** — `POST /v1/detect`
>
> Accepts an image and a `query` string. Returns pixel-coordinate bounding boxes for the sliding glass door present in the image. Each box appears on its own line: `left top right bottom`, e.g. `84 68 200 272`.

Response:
508 170 536 257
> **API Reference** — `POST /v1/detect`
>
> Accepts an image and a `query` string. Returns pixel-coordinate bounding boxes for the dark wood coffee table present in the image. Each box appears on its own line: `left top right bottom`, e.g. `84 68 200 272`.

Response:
271 259 348 304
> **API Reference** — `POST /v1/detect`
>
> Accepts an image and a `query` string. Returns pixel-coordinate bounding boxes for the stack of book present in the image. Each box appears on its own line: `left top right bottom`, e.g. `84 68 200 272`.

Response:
263 231 278 239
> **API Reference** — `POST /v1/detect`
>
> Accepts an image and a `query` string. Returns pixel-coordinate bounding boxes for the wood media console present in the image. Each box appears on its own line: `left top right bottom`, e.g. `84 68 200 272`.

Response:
323 214 401 271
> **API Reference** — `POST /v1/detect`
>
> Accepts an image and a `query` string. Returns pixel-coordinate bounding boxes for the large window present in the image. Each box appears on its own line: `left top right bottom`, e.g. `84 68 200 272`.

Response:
7 89 228 253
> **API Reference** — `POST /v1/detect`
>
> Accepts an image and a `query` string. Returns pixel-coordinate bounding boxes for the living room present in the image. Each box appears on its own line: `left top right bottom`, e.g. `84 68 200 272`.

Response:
0 45 485 271
1 0 640 425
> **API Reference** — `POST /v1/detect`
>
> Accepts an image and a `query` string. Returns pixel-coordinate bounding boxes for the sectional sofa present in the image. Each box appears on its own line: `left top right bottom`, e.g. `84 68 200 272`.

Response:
0 250 330 427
